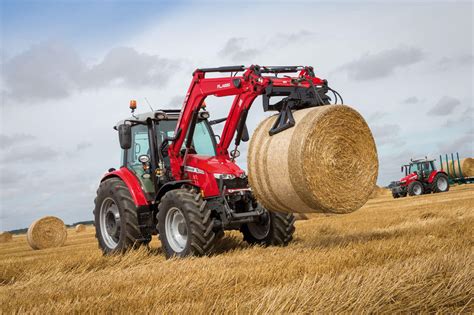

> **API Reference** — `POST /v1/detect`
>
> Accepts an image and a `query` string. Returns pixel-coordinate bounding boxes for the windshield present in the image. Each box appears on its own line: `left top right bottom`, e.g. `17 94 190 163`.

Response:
156 120 216 156
409 163 419 173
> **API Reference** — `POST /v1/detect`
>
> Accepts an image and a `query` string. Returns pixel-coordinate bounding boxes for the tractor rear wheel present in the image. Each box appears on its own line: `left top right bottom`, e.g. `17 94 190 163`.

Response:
157 188 216 258
408 181 424 196
241 210 295 246
94 178 150 254
432 173 450 193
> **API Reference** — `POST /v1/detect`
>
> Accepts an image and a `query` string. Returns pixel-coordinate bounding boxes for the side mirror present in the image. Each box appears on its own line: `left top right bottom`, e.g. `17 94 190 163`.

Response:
241 124 250 142
118 124 132 150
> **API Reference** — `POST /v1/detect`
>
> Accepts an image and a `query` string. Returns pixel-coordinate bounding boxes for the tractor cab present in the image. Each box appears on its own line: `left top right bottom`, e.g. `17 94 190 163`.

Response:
402 159 436 179
391 157 449 199
114 109 220 198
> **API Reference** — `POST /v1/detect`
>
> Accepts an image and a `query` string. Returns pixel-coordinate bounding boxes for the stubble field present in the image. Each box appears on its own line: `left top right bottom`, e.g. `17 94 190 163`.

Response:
1 185 473 313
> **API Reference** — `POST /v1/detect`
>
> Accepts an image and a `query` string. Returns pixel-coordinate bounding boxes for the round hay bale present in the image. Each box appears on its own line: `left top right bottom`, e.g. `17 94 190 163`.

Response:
442 158 474 178
27 216 67 250
248 105 378 214
0 232 13 243
75 224 86 233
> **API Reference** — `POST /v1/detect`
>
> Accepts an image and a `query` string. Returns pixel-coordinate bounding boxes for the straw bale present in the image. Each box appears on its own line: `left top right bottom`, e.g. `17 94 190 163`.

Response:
248 105 378 214
27 216 67 250
0 232 13 243
75 224 86 233
441 158 474 178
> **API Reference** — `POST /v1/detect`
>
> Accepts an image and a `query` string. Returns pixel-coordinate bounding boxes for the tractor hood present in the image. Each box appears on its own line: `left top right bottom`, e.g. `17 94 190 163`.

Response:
184 154 245 177
400 173 417 184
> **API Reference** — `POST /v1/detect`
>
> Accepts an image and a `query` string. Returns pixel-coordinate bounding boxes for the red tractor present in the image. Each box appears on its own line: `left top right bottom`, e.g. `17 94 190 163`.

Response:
93 65 342 258
390 158 449 198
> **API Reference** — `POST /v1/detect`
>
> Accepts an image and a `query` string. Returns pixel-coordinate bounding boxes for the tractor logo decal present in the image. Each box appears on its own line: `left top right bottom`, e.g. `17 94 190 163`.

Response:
217 83 231 89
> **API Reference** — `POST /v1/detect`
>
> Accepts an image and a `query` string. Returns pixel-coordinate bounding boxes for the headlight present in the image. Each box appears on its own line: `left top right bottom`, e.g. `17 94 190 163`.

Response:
155 112 168 120
214 173 236 180
199 111 210 119
138 154 150 163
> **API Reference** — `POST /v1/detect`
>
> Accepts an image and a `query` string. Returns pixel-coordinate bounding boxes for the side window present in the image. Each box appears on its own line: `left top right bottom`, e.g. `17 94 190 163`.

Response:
127 125 149 166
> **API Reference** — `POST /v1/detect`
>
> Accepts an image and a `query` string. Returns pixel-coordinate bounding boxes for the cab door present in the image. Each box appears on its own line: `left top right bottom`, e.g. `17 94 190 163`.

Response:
420 162 432 179
127 125 155 194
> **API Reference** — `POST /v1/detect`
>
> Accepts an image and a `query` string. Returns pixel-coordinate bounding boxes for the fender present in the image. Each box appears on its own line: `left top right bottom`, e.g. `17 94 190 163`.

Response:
101 167 148 206
428 170 447 183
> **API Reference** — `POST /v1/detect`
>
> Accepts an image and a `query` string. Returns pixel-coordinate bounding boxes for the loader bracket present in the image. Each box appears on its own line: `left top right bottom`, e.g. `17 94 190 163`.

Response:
269 105 295 136
263 83 330 136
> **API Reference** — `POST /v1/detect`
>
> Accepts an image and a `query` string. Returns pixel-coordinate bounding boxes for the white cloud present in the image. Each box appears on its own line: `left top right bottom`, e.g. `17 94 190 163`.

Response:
219 37 259 62
2 42 177 103
402 96 419 104
339 47 424 80
427 96 461 116
0 133 36 148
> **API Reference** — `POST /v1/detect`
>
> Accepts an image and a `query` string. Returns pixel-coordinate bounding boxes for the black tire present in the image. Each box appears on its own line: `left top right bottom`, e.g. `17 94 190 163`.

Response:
93 178 150 254
392 191 400 199
408 181 424 196
157 188 216 258
241 211 295 246
432 173 450 193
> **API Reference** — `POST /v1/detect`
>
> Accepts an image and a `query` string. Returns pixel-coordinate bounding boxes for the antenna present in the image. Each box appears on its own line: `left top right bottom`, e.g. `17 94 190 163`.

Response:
145 97 155 112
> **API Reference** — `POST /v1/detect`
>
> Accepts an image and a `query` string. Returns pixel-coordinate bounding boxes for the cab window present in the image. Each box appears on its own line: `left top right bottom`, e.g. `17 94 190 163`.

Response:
192 122 216 156
421 162 432 172
156 120 216 156
127 125 149 165
409 163 419 173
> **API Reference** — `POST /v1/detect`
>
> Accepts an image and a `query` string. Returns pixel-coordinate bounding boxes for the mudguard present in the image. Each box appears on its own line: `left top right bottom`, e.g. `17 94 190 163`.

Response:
428 170 448 183
101 167 148 206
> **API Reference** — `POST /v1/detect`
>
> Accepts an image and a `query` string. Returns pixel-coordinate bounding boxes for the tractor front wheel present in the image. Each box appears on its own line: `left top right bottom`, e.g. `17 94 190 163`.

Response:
432 173 450 193
94 178 150 254
408 181 424 196
157 188 216 258
241 210 295 246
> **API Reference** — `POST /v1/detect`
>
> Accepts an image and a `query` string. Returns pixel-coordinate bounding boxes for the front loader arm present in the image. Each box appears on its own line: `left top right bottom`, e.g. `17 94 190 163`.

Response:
168 66 264 179
168 65 330 180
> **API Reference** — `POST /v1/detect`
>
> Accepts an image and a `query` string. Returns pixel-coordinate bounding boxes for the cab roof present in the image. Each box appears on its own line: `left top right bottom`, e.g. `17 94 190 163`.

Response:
114 109 181 129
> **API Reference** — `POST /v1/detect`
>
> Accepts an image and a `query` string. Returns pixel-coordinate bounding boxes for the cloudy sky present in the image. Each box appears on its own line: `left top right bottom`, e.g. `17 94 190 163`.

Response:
1 0 472 230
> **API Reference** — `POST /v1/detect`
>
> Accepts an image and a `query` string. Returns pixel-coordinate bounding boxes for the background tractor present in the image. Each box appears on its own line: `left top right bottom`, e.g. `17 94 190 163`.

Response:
390 158 449 198
93 65 339 258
